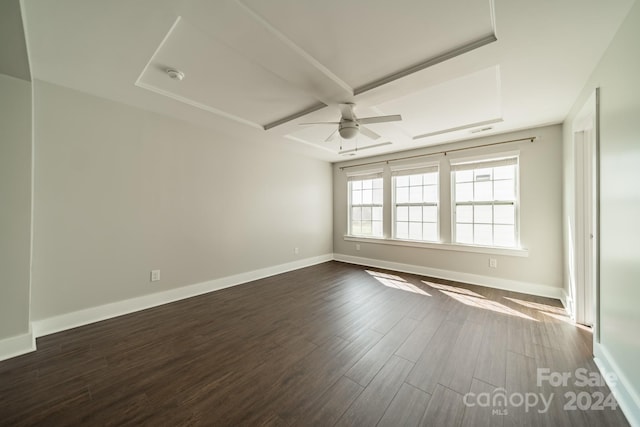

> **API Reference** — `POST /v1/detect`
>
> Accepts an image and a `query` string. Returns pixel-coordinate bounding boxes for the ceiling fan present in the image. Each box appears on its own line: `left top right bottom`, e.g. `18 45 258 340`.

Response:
299 103 402 142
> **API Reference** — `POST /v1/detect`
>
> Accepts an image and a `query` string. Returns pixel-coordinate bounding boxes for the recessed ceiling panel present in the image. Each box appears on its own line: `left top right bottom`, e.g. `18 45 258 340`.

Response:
240 0 495 89
136 17 323 128
375 66 502 138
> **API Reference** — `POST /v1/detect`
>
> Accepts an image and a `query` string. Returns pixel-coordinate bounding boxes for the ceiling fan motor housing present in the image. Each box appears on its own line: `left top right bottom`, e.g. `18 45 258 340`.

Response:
339 120 360 139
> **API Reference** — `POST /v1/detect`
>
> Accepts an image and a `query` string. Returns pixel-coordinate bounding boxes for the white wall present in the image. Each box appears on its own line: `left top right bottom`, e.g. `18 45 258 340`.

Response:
0 73 32 341
31 80 333 321
563 2 640 423
333 125 564 297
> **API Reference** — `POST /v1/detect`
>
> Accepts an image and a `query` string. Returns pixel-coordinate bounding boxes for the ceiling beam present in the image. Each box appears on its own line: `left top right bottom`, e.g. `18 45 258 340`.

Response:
354 33 497 96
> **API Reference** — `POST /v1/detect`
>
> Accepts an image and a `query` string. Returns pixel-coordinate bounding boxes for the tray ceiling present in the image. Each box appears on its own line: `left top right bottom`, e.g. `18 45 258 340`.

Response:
21 0 635 161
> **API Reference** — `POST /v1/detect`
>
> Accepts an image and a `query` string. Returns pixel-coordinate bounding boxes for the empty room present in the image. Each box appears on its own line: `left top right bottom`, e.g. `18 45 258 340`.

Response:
1 0 639 425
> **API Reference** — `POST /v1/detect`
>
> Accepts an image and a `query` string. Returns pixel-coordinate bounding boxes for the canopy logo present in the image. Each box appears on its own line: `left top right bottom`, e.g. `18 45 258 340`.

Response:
462 368 619 415
463 388 553 414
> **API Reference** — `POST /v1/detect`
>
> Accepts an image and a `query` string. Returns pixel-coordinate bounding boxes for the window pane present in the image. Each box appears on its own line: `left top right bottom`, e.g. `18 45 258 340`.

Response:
396 222 408 239
351 221 361 235
373 188 383 205
456 205 473 223
351 207 362 221
372 207 382 221
423 206 437 222
474 205 493 224
409 174 422 186
494 180 515 200
494 204 515 224
396 186 409 203
409 206 422 222
474 224 492 245
349 176 383 238
362 189 372 204
423 185 437 203
494 225 515 247
456 223 473 244
409 222 422 240
474 167 493 181
396 206 408 221
372 221 383 237
395 175 409 187
352 189 362 205
423 223 438 242
409 186 422 203
474 181 492 201
450 159 519 248
362 207 372 221
494 165 515 180
424 172 437 185
456 183 473 202
456 170 473 183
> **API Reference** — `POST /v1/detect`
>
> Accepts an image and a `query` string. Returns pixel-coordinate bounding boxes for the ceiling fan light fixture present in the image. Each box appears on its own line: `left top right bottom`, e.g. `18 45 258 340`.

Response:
339 121 359 139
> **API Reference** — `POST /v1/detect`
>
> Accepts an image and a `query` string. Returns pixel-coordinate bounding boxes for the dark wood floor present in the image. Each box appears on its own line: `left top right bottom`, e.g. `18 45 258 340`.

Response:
0 261 629 426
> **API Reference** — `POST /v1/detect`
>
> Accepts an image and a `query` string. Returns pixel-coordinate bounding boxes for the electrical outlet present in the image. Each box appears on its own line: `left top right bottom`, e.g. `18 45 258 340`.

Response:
356 244 361 251
150 269 161 281
294 247 299 255
489 258 498 268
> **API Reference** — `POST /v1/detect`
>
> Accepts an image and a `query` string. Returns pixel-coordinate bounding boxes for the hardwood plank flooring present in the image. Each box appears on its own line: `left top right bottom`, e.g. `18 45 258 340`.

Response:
0 261 629 426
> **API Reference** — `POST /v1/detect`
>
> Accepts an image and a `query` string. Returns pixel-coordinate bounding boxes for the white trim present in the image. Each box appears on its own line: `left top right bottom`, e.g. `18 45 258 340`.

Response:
572 89 599 330
344 235 528 257
32 254 333 338
560 289 575 321
345 168 385 178
333 253 560 299
389 162 439 174
0 328 36 362
134 17 262 130
412 118 503 140
135 81 263 130
232 0 353 95
450 155 518 171
594 343 640 427
446 149 520 164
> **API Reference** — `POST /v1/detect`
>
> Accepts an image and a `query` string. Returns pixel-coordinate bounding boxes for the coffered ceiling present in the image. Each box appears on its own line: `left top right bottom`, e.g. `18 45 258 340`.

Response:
21 0 635 161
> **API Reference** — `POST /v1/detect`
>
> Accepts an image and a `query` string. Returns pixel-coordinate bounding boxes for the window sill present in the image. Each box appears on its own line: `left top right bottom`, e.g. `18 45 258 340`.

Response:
343 235 529 257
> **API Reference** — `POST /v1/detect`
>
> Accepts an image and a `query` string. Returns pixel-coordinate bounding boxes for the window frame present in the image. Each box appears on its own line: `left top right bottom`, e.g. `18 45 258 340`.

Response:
347 170 384 238
450 155 520 249
391 164 440 243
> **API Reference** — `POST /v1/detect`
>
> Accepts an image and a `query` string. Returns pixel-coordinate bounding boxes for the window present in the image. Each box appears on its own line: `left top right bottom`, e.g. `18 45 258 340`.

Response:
348 173 383 237
452 157 518 247
392 166 439 242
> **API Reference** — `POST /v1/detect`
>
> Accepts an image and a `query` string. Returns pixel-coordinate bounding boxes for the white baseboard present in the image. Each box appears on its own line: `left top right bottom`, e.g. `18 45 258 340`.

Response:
333 253 562 299
594 342 640 427
559 289 572 317
32 253 333 338
0 328 36 362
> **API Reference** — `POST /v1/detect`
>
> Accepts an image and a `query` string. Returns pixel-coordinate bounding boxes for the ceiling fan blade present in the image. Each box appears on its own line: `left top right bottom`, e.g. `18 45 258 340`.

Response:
339 103 356 121
298 121 340 126
358 114 402 124
324 128 338 142
360 126 381 140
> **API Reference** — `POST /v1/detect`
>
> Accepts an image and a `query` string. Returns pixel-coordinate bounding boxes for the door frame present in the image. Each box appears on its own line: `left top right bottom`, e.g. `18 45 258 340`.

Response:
572 88 600 341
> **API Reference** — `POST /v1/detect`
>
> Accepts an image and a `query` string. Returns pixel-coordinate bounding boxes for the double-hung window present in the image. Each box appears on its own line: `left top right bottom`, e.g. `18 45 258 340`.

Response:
348 172 383 237
452 156 519 247
392 166 439 242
